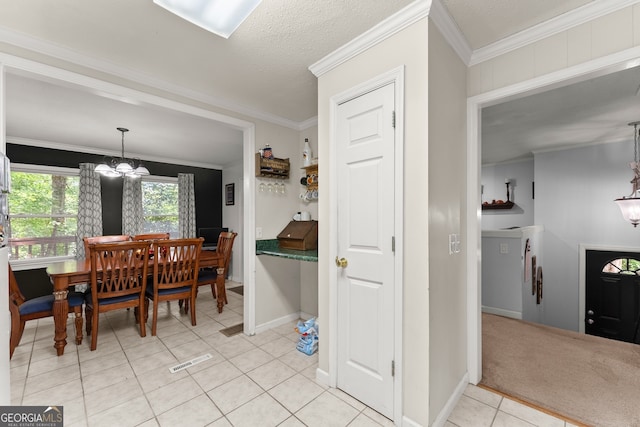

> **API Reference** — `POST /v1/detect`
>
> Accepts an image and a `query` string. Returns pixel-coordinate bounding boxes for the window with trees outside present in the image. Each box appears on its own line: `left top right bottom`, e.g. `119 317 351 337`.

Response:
9 165 79 261
142 178 179 238
8 166 179 263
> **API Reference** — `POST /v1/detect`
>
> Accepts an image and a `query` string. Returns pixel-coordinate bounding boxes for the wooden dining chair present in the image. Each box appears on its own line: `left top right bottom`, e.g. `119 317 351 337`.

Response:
132 233 170 258
132 233 170 241
85 240 151 351
145 237 203 336
186 231 237 313
83 235 131 258
9 264 85 358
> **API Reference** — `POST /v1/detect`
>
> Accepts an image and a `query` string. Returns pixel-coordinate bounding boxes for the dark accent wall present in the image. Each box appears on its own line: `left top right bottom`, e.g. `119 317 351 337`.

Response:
8 143 224 296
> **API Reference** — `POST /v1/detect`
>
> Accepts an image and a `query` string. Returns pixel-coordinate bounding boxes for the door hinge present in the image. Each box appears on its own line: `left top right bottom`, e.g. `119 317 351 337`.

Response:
391 111 396 128
391 360 395 377
392 236 395 253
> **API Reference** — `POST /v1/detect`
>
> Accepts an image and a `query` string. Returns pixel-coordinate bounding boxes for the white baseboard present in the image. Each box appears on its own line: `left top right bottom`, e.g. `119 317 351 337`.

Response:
254 312 301 334
431 372 469 427
481 306 522 319
401 415 423 427
299 311 316 321
315 367 330 387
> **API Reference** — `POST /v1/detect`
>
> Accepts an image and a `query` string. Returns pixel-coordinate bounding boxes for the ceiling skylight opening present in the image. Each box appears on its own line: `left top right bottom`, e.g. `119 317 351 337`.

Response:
154 0 262 39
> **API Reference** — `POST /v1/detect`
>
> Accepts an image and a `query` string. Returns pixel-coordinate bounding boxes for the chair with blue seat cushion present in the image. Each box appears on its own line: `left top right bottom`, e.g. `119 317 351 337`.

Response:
85 240 151 351
145 237 203 336
8 264 85 359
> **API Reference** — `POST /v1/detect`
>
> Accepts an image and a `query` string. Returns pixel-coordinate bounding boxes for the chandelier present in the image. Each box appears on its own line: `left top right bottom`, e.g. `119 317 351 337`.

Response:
614 121 640 227
95 128 150 178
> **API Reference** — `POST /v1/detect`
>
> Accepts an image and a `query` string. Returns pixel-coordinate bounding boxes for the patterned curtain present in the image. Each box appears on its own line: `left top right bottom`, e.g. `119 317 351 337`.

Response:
76 163 103 259
122 176 143 236
178 173 196 238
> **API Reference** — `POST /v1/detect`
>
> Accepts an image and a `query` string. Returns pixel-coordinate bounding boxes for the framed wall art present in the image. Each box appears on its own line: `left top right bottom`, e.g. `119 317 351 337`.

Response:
225 183 235 206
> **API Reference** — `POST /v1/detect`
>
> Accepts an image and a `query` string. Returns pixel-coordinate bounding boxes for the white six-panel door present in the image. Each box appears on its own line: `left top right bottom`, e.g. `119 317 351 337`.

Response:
336 82 395 418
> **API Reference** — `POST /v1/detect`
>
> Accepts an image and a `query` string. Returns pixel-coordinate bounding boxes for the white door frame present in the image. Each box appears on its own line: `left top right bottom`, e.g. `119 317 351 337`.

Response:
0 52 259 335
328 65 404 421
466 48 640 384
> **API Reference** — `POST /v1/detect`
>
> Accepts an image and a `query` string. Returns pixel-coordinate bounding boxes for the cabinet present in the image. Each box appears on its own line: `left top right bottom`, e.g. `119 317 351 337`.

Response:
255 153 290 179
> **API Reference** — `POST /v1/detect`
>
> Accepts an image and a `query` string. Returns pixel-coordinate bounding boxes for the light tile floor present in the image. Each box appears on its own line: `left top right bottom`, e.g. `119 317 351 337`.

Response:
10 283 577 427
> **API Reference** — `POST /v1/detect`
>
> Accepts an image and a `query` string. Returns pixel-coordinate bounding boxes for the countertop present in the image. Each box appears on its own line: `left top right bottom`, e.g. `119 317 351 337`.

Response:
256 239 318 262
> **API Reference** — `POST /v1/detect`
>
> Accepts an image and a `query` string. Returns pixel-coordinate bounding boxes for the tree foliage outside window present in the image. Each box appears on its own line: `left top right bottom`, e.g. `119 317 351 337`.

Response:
9 169 79 260
142 180 178 237
602 257 640 275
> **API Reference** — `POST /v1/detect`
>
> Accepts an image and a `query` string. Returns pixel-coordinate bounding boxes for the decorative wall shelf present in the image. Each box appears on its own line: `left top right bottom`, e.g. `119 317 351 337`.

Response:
482 201 515 210
255 153 290 179
302 163 318 191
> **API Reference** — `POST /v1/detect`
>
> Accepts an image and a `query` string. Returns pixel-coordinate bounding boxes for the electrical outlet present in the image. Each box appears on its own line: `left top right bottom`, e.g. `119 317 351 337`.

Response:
448 234 461 255
256 227 263 238
500 243 508 254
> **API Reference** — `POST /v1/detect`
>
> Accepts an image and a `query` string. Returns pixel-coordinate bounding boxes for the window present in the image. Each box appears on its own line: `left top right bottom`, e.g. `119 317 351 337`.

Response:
142 178 179 237
9 165 79 261
602 257 640 275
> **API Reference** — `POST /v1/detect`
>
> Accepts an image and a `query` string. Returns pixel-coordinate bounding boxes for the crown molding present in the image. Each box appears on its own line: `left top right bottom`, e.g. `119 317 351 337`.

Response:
470 0 640 66
309 0 432 77
429 0 472 65
309 0 472 76
0 25 304 131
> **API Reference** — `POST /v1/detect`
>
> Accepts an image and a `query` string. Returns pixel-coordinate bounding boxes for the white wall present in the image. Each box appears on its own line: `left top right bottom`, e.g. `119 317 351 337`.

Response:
253 123 305 329
481 159 534 230
298 127 319 318
427 19 468 426
223 160 243 283
534 140 640 331
317 18 432 425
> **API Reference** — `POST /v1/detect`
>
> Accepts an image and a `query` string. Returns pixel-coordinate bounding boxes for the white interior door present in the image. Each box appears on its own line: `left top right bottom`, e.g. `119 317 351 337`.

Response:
336 82 395 418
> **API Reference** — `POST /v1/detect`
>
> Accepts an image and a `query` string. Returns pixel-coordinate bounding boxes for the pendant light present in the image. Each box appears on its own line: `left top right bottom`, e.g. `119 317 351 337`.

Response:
95 128 150 178
614 121 640 227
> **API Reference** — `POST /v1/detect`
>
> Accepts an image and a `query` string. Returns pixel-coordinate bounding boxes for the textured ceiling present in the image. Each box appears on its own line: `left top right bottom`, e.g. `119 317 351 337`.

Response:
0 0 414 124
442 0 596 49
0 0 629 167
482 66 640 165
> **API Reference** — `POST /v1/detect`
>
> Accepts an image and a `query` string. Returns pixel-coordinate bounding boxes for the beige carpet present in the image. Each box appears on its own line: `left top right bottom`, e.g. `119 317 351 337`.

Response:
481 313 640 427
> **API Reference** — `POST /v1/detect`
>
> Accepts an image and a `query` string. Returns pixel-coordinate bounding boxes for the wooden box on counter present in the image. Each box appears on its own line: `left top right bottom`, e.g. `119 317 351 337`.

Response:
277 220 318 250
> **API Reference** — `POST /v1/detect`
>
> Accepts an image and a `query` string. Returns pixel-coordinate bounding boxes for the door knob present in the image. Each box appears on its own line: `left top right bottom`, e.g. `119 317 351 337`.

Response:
587 310 594 315
335 257 348 268
587 319 594 325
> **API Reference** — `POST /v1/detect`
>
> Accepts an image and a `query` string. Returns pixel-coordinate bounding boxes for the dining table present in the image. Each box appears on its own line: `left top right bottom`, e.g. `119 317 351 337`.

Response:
46 250 225 356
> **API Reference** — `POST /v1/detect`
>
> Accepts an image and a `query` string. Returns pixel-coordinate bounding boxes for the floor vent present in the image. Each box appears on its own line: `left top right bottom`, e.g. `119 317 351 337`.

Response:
169 353 212 373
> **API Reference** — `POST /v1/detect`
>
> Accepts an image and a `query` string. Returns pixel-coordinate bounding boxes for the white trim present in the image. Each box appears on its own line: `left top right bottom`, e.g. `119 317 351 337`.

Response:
578 243 640 334
431 373 469 427
470 0 640 65
328 65 404 424
429 0 472 65
2 53 258 343
253 311 300 335
0 26 305 131
315 367 330 387
11 162 78 176
10 256 75 271
466 47 640 391
310 1 430 77
243 124 257 337
481 306 522 320
401 415 423 427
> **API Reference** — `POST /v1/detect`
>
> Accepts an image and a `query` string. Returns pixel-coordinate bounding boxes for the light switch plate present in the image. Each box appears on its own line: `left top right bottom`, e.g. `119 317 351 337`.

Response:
256 227 263 238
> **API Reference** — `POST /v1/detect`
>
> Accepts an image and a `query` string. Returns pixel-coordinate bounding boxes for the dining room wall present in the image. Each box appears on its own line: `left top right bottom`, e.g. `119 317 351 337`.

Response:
7 142 224 296
7 143 224 234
